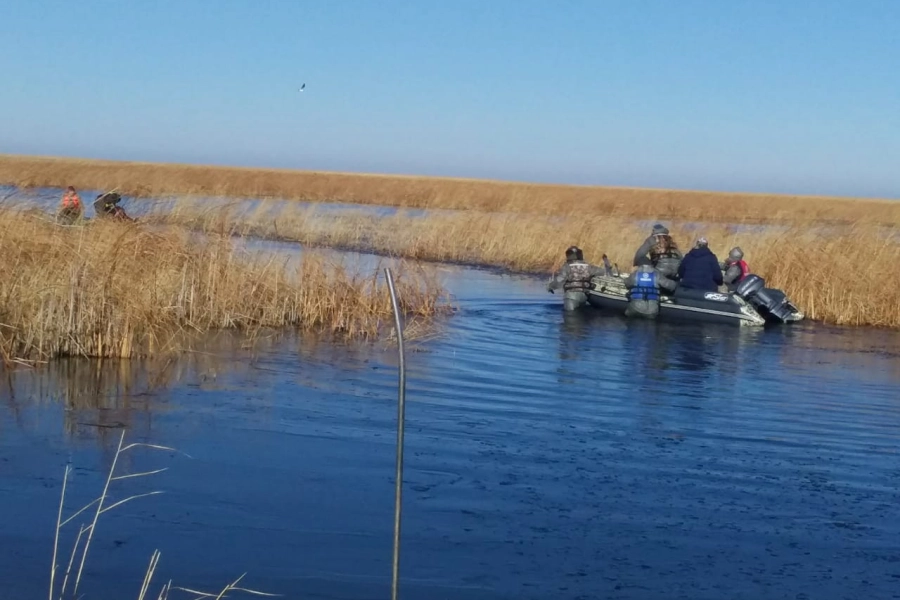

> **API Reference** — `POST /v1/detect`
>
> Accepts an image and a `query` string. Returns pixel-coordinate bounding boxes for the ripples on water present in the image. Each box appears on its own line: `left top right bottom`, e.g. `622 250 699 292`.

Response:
1 194 900 599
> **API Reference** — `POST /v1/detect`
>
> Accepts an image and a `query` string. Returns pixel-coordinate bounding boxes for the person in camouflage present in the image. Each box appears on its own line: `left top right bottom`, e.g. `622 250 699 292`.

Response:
721 246 750 291
625 264 661 319
547 246 606 311
632 223 682 293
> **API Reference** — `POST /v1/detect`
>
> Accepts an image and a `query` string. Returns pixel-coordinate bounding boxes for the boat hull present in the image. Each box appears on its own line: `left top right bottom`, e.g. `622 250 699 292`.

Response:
587 275 767 327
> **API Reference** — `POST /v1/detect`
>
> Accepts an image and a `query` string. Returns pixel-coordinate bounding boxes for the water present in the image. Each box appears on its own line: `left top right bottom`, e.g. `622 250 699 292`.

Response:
0 185 436 220
2 248 900 600
7 185 897 242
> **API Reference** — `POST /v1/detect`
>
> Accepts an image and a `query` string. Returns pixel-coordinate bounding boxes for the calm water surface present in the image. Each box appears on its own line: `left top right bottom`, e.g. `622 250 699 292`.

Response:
1 196 900 599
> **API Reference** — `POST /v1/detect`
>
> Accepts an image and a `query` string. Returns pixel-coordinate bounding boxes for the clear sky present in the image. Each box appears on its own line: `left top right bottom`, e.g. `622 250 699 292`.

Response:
1 0 897 197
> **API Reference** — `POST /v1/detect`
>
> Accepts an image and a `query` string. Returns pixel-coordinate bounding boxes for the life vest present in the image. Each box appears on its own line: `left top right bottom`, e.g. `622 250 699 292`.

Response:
61 192 81 209
629 270 659 302
649 234 679 263
726 259 749 282
563 260 592 292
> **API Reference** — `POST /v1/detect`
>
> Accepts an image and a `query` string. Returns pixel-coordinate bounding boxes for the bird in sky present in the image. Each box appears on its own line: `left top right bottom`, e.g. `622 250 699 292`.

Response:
299 83 306 92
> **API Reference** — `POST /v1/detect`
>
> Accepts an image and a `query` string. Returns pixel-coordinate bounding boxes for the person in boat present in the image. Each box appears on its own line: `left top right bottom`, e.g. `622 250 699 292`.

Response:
93 192 134 221
632 223 681 293
57 186 83 224
547 245 606 311
625 264 660 319
721 246 749 291
677 237 723 292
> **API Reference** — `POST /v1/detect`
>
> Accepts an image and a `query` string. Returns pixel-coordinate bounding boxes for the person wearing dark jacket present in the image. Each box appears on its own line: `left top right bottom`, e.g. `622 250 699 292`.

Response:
93 192 135 222
677 237 723 292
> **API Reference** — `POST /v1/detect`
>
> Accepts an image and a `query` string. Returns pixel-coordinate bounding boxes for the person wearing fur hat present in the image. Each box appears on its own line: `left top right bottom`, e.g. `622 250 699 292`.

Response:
632 223 682 293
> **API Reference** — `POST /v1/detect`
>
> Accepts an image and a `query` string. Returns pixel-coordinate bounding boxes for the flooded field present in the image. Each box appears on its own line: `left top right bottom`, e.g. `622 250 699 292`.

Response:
2 245 900 599
5 185 892 238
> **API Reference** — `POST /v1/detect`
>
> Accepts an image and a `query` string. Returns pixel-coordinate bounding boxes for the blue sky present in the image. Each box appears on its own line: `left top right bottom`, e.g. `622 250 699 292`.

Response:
1 0 897 197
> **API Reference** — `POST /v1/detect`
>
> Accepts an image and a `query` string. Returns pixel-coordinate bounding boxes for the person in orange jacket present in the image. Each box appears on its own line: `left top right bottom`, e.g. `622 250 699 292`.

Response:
58 186 83 224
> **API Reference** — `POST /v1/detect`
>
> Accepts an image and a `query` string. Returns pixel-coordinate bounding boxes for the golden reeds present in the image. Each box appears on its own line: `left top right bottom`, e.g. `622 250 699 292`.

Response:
2 154 899 226
0 208 450 363
152 198 900 329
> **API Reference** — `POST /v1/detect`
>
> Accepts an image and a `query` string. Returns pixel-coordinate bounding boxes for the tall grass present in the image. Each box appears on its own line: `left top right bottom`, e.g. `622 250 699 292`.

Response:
153 198 900 328
3 154 899 226
0 208 450 364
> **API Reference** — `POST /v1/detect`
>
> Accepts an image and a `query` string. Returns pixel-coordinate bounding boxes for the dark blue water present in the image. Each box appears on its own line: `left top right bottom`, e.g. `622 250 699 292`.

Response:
2 257 899 600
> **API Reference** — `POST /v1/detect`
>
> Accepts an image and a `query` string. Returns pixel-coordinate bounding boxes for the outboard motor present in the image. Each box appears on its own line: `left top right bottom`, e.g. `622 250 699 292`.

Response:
735 274 797 322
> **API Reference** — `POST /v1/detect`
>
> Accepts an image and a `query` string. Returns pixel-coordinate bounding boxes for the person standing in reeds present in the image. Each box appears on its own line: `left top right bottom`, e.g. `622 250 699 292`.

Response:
93 192 135 221
58 186 83 224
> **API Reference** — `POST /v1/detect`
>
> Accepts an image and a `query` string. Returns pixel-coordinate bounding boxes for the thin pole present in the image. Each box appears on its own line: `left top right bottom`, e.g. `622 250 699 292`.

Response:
384 268 407 600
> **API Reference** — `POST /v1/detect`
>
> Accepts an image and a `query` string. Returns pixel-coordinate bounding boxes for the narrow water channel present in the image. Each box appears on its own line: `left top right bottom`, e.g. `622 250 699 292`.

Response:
2 247 899 600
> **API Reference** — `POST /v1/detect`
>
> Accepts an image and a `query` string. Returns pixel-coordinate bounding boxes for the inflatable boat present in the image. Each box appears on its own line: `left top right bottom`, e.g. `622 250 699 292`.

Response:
586 272 803 327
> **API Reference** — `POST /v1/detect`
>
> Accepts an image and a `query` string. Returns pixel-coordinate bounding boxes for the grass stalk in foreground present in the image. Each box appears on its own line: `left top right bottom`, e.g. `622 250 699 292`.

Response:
2 153 899 226
49 429 275 600
0 207 451 364
153 198 900 329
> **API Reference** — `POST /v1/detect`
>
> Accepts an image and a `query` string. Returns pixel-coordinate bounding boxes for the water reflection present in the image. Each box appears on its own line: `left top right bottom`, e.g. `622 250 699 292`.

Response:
4 359 158 437
0 332 284 445
775 322 900 380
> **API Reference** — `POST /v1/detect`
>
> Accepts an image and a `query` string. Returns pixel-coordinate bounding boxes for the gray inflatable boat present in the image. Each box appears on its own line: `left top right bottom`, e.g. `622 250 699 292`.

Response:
586 273 804 327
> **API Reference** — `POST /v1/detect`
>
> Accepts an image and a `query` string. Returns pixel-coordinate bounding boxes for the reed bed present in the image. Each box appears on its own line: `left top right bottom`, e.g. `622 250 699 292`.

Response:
3 154 899 226
0 208 449 363
152 198 900 328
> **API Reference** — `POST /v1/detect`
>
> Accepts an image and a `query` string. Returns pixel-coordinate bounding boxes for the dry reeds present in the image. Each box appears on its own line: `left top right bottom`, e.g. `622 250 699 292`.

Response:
3 154 899 226
153 198 900 328
0 208 450 363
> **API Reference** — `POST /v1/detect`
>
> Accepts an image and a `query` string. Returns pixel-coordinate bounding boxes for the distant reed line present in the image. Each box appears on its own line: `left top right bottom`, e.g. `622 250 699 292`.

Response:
2 154 898 226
